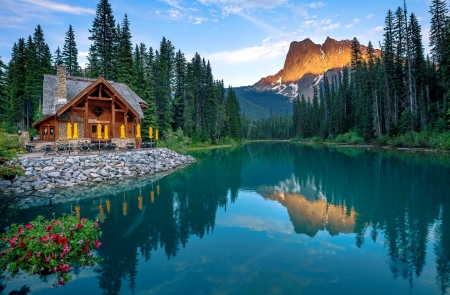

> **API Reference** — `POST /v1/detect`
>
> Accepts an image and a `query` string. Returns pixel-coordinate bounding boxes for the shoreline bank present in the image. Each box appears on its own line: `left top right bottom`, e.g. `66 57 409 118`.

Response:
0 148 196 197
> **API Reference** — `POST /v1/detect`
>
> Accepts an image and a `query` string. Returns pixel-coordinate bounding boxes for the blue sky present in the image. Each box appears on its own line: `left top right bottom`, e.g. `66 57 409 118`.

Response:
0 0 433 87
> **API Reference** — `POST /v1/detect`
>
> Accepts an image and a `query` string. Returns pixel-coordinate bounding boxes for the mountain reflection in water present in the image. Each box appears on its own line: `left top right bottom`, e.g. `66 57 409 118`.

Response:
2 143 450 295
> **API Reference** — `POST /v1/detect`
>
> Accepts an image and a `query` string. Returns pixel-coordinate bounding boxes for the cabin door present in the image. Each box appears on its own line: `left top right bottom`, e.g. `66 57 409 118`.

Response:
90 124 108 139
42 126 55 141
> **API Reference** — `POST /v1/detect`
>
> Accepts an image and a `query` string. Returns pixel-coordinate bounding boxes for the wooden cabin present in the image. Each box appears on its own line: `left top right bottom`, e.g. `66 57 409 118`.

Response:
32 65 147 144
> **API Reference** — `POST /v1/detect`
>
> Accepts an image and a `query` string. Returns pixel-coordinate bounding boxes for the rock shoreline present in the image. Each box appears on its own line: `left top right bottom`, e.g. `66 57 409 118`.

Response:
0 148 195 197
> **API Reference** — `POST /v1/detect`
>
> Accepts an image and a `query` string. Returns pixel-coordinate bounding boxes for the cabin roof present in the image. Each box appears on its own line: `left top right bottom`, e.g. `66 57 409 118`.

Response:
42 75 146 118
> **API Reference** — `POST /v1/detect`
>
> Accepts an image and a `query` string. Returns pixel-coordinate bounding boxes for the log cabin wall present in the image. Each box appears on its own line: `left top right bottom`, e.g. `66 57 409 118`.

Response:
34 78 144 141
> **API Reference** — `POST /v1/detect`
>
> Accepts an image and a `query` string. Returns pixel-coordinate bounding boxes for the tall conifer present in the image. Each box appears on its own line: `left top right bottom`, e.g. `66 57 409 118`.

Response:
62 25 80 76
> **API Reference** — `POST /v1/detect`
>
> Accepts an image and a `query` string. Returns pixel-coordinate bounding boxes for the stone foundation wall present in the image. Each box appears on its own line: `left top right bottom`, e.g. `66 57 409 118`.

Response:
111 138 136 148
58 122 84 140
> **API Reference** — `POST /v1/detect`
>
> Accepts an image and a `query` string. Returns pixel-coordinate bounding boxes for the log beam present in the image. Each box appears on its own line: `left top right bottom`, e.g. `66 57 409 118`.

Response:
88 96 112 101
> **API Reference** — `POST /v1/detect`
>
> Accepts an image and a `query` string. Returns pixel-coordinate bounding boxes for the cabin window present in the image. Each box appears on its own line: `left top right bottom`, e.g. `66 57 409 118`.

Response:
92 125 97 133
92 106 104 117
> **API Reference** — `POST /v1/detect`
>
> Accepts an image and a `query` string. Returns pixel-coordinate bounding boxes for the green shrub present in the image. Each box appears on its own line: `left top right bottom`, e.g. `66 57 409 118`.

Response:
158 128 191 153
334 131 364 144
0 132 23 152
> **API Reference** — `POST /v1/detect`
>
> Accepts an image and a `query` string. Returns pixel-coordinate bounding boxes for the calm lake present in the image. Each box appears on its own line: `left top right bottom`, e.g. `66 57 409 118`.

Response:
2 143 450 295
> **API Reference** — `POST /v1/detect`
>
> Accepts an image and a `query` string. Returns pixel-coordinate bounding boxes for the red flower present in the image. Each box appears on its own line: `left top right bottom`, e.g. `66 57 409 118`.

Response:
86 239 91 246
26 251 32 259
58 237 68 245
94 240 102 248
77 223 83 229
20 242 26 249
25 223 33 230
46 225 53 232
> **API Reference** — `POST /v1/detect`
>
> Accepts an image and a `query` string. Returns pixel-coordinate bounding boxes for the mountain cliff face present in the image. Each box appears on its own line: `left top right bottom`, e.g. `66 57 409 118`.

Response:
253 37 378 100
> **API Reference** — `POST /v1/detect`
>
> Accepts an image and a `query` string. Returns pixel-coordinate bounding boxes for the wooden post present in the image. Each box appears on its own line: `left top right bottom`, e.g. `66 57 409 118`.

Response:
112 97 115 138
85 97 88 139
70 106 74 125
125 109 128 138
54 115 59 140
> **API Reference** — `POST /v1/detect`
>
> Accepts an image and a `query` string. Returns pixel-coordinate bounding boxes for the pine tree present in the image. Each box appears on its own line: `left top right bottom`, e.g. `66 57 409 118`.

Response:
154 37 175 132
429 0 448 64
88 0 117 80
226 86 241 140
172 49 187 131
53 46 63 73
0 56 8 120
7 39 27 127
24 36 40 128
203 61 217 140
62 25 80 76
117 14 134 85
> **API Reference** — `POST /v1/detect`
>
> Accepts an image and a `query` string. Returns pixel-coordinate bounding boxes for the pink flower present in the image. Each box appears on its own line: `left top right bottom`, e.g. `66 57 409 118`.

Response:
94 222 99 228
25 223 33 230
78 239 83 244
94 240 102 248
18 228 24 234
9 237 17 244
81 218 86 222
36 252 41 258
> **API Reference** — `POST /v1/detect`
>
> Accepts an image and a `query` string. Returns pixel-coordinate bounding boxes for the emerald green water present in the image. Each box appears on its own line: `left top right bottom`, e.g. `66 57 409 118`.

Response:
2 143 450 295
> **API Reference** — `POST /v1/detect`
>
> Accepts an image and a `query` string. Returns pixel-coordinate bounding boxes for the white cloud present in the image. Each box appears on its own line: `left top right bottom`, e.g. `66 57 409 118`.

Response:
207 33 298 64
21 0 95 14
367 25 383 34
366 14 374 18
193 17 207 24
167 8 183 20
344 18 360 29
309 2 325 8
198 0 287 14
78 52 89 57
159 0 184 10
300 18 340 33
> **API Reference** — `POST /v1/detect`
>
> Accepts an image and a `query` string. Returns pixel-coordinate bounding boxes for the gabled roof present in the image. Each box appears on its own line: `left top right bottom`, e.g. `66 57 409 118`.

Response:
42 75 146 118
31 114 54 127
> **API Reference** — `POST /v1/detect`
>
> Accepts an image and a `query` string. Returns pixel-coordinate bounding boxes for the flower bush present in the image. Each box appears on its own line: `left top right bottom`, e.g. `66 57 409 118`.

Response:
0 215 102 287
0 165 25 179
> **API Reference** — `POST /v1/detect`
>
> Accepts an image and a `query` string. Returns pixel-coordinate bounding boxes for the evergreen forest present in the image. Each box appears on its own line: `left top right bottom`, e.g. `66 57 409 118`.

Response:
248 0 450 150
0 0 242 146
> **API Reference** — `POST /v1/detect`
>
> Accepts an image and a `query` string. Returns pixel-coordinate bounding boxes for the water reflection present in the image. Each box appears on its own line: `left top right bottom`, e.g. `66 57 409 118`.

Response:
2 143 450 294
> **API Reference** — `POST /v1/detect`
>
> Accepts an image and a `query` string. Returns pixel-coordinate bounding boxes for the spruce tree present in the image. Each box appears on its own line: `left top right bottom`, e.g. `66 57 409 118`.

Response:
53 46 63 72
25 36 40 128
0 56 7 121
7 39 27 127
117 14 134 85
62 25 80 76
429 0 448 64
203 61 217 140
88 0 117 80
172 49 187 131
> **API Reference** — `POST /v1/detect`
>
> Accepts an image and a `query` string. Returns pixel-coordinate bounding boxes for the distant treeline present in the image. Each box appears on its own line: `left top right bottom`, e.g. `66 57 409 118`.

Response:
0 0 242 144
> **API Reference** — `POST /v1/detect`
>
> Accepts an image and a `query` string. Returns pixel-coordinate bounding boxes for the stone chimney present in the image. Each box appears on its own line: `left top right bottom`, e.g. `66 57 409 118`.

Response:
55 65 67 105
